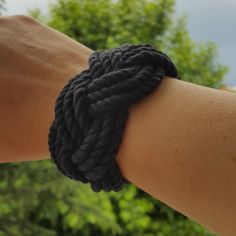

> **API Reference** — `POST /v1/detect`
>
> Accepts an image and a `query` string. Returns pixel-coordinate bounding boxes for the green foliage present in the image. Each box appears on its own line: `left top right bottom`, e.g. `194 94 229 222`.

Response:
46 0 227 88
0 161 124 236
0 161 216 236
0 0 226 235
28 8 46 23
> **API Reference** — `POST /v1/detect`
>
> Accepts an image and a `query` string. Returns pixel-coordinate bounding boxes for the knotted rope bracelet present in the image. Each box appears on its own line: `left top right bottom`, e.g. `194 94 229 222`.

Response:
48 43 180 192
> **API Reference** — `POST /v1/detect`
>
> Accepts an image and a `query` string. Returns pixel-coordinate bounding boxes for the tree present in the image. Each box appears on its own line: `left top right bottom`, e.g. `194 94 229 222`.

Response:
1 0 226 235
45 0 227 88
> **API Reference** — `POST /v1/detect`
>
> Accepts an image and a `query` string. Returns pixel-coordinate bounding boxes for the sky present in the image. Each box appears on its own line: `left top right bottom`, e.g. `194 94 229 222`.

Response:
3 0 236 86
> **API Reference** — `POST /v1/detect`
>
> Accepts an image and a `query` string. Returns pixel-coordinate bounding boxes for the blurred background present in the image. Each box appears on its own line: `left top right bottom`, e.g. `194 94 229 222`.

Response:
0 0 235 235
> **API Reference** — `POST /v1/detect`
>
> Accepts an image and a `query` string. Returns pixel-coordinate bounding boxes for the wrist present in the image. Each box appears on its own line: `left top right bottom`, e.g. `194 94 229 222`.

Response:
42 46 93 158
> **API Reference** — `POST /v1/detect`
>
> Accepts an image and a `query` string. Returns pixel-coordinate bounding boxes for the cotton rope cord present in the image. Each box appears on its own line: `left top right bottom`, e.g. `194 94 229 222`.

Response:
48 43 180 192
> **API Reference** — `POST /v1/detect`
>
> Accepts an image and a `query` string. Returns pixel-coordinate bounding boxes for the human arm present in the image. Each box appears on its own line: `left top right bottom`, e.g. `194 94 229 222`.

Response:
0 15 235 235
0 15 92 161
116 77 236 236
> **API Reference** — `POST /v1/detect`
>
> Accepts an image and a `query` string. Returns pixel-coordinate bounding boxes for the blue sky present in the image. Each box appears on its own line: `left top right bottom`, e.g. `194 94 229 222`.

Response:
3 0 236 86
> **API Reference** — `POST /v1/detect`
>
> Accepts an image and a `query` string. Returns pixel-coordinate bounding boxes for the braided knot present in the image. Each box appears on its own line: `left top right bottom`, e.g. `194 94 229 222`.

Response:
48 44 180 192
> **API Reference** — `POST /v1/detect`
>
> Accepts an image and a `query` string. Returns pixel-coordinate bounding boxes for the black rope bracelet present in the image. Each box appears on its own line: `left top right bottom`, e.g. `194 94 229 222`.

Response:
48 44 180 192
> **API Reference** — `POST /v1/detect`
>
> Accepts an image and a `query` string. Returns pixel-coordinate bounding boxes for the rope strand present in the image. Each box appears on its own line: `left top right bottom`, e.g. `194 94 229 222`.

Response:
48 43 180 192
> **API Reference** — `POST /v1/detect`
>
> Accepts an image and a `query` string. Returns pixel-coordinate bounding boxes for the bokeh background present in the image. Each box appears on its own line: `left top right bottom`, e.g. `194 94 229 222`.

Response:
0 0 235 235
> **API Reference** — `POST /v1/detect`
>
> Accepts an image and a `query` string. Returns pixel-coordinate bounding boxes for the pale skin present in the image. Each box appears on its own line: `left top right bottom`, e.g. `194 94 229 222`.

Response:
0 15 235 236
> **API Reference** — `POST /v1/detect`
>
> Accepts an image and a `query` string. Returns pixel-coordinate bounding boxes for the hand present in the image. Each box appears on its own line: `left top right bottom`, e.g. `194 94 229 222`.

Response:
0 15 92 161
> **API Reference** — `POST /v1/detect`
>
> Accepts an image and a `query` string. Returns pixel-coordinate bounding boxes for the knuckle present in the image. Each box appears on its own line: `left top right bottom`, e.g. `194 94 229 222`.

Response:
8 15 37 25
12 14 34 21
0 15 37 24
0 15 11 22
0 15 39 29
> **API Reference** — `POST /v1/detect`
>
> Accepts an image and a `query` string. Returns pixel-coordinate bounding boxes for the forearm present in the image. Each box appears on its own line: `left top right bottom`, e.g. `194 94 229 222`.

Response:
116 78 236 235
0 52 92 161
0 16 92 161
